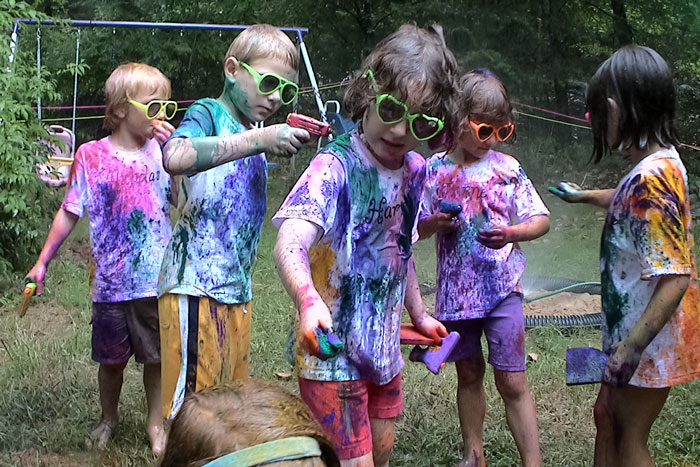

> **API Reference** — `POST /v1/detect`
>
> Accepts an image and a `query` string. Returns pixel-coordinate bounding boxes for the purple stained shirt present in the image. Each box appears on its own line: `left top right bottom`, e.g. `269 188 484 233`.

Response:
273 131 425 384
420 150 549 320
62 136 172 303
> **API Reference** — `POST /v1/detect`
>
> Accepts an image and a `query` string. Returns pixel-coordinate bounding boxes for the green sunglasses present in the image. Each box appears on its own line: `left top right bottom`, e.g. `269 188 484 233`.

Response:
364 70 444 141
128 99 178 120
239 61 299 105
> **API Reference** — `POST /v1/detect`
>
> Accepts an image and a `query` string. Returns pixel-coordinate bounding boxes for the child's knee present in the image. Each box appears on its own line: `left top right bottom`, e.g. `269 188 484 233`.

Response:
455 358 486 386
494 370 529 400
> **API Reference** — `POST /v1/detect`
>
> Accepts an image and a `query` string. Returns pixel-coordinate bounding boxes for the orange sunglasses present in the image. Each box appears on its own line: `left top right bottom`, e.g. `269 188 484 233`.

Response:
469 120 515 143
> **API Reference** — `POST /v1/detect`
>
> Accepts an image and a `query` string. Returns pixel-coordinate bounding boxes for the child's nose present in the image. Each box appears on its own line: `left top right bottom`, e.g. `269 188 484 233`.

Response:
389 119 409 138
267 89 281 104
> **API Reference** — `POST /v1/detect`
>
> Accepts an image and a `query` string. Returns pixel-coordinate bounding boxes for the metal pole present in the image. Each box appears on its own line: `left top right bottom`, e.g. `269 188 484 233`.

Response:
8 22 19 71
72 28 80 135
298 39 325 123
36 27 41 120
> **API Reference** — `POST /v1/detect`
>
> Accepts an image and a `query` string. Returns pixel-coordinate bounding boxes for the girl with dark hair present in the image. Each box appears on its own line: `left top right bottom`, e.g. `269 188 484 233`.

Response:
550 45 700 466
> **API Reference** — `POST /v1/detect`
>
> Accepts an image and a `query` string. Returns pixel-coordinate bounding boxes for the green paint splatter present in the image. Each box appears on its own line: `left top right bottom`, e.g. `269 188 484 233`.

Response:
127 210 148 270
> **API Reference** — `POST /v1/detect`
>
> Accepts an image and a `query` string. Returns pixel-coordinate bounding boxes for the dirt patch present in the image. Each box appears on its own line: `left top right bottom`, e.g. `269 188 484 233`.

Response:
55 240 92 270
12 449 124 467
3 301 74 338
421 290 601 317
524 291 601 316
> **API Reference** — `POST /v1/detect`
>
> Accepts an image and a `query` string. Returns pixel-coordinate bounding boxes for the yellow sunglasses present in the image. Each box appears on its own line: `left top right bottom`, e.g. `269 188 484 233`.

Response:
128 99 178 120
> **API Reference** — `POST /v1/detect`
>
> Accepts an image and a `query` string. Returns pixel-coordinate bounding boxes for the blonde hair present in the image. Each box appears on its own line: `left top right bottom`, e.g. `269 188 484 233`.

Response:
225 24 299 70
103 62 171 131
160 380 339 467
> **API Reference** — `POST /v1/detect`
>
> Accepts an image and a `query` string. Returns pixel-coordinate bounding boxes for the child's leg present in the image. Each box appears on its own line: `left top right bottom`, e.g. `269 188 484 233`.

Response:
493 370 540 467
88 302 132 449
485 294 541 467
454 356 486 466
443 319 487 466
594 383 670 467
370 418 395 467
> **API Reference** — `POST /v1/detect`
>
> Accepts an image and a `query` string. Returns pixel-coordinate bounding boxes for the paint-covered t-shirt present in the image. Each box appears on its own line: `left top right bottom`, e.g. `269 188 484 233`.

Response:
273 131 425 385
158 98 267 304
62 136 172 303
420 151 549 320
601 147 700 388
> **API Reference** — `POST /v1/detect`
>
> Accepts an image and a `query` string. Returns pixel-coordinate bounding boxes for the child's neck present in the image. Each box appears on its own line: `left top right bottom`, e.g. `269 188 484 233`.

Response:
218 77 254 128
623 141 664 165
110 127 147 152
449 146 480 166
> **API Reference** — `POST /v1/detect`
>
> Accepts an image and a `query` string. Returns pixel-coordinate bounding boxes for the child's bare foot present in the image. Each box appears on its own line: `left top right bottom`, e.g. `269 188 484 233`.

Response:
85 420 115 450
147 423 166 457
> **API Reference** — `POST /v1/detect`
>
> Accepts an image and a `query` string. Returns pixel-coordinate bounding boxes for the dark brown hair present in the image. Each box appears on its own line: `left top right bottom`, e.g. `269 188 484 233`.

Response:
343 24 460 149
456 68 516 138
160 380 339 467
586 45 680 163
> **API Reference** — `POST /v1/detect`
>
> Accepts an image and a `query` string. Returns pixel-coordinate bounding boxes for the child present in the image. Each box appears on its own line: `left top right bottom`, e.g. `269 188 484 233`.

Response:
418 69 549 467
160 379 340 467
550 45 700 466
157 24 311 420
25 62 177 455
273 24 458 466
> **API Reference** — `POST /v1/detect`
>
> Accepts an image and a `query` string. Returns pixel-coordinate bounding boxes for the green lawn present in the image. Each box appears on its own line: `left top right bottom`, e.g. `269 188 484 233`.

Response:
1 164 699 466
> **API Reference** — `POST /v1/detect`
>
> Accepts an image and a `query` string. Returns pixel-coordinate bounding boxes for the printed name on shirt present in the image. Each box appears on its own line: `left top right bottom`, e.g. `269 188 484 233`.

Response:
364 196 405 225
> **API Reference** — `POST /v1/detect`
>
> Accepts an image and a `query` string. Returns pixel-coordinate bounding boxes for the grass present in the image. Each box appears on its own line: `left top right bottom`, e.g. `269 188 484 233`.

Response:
1 145 700 466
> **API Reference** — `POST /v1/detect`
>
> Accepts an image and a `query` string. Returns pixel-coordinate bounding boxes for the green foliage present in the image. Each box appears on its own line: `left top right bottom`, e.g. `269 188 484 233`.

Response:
0 1 70 276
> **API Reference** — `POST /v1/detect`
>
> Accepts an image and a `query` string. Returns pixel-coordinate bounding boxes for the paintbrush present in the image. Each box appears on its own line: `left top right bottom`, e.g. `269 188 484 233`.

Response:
17 277 37 318
566 347 608 385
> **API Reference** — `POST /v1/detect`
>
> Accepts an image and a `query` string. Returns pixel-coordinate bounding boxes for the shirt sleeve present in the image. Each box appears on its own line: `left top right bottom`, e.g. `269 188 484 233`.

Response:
419 163 435 222
170 101 215 139
60 145 88 217
272 152 346 236
633 165 692 279
510 164 550 223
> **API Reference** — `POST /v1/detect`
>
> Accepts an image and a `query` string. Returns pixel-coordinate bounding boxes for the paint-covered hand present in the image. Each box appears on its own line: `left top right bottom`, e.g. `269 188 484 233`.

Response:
262 124 312 158
298 293 334 359
153 120 176 145
548 181 586 203
421 212 459 236
477 225 514 249
25 262 47 295
411 311 448 346
602 339 644 387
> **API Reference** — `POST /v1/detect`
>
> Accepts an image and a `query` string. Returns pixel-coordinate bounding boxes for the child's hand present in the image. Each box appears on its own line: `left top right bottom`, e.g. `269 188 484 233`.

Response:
411 311 448 345
477 225 514 249
548 181 586 203
428 212 460 234
298 295 334 359
153 120 176 144
25 263 47 295
602 339 644 387
263 124 312 158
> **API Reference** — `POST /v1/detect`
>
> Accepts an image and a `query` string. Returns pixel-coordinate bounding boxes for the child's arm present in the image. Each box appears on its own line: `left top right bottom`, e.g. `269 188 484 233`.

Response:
163 125 310 176
604 274 690 387
417 212 458 240
404 257 448 344
274 218 333 358
477 214 550 250
26 208 79 295
549 182 616 209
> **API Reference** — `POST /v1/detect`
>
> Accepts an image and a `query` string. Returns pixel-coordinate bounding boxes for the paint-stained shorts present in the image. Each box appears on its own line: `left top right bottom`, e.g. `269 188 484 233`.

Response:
91 297 160 365
159 294 251 419
444 293 526 372
298 374 403 459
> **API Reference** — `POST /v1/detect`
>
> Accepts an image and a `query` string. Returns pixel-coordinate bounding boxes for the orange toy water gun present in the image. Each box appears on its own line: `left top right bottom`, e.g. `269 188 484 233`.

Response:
286 113 332 138
17 278 37 317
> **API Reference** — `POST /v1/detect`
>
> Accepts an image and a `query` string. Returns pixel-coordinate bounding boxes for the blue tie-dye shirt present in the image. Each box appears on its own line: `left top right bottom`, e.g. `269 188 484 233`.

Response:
273 131 425 385
158 98 267 304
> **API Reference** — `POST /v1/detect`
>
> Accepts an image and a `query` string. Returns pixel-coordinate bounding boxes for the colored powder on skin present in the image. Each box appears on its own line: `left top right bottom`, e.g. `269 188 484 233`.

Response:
220 76 252 124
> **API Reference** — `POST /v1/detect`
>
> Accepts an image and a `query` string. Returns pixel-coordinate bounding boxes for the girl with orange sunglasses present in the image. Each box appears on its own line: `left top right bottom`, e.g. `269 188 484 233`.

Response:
417 68 550 467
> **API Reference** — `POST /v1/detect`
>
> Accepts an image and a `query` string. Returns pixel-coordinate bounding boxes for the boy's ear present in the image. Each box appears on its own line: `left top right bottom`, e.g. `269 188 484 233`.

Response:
224 56 240 79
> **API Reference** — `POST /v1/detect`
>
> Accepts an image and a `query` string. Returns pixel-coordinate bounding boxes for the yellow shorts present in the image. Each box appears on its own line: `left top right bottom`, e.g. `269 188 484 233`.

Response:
159 294 251 419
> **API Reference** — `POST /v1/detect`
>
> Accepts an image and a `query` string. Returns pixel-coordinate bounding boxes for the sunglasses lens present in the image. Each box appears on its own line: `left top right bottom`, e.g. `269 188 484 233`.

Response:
377 97 405 123
497 125 513 141
146 102 161 119
259 74 281 94
412 116 439 140
164 102 177 119
477 125 494 141
281 84 297 103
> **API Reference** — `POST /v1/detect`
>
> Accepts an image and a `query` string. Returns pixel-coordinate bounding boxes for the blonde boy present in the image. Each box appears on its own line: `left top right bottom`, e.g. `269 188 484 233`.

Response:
27 63 177 455
158 24 310 419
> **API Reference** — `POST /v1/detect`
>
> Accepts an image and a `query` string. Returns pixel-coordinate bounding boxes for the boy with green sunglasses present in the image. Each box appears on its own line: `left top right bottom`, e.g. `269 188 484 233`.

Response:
158 24 311 420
